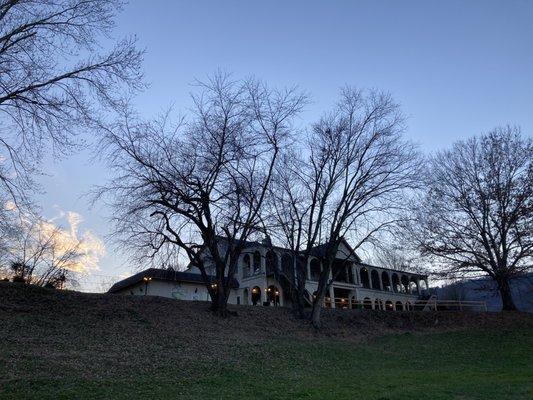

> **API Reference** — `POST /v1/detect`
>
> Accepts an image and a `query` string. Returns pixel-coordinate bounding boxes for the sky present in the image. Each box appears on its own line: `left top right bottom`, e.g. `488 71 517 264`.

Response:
35 0 533 292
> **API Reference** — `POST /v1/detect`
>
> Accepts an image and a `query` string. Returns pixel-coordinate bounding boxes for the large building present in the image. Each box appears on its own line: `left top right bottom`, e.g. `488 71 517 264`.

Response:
109 238 429 311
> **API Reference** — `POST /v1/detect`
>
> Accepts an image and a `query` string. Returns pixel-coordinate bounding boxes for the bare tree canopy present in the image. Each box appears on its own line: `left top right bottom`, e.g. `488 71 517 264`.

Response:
2 212 99 288
98 72 307 315
0 0 143 205
268 87 421 326
406 126 532 310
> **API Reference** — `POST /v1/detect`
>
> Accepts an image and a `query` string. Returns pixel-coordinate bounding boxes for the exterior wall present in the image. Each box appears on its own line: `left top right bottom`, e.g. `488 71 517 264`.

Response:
146 239 429 310
236 275 286 306
116 279 239 304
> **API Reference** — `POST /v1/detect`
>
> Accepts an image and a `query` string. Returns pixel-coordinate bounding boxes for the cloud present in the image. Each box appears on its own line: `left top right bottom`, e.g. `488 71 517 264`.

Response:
4 200 17 211
66 211 83 238
12 208 106 274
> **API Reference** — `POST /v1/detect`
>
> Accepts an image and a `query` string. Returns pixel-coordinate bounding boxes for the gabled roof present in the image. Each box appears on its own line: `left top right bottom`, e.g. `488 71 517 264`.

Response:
108 268 239 294
309 237 362 262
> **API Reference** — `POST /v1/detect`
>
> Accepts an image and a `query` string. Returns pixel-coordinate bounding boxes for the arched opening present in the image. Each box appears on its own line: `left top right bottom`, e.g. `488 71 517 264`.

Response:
371 270 381 290
360 268 370 288
419 279 428 292
401 275 409 293
251 286 261 305
310 258 321 281
281 253 293 277
381 272 391 291
243 288 249 305
266 250 278 275
409 278 418 294
405 301 412 311
374 298 383 310
395 301 404 311
363 297 372 309
242 254 251 278
385 300 394 311
253 251 261 274
391 273 401 293
267 285 280 306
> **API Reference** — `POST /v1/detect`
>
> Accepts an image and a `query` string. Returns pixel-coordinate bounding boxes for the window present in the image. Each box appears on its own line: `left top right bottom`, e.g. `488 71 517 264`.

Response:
253 251 261 274
310 259 320 281
242 254 251 277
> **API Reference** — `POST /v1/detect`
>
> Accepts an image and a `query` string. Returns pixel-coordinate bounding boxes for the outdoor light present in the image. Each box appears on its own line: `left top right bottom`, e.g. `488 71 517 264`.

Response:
142 276 152 297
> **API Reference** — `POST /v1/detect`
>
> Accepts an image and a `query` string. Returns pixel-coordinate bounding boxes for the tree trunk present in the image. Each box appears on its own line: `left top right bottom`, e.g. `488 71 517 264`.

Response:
496 275 517 311
210 295 230 316
311 275 328 329
215 296 229 316
311 292 324 329
291 284 306 319
311 255 334 329
209 283 230 316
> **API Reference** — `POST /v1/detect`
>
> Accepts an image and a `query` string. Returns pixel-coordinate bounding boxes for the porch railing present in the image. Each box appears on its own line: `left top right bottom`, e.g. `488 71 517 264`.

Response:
325 297 487 312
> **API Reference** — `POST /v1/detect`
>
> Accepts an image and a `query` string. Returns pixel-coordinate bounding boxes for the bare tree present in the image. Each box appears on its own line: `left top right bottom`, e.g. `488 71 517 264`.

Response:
406 126 532 310
0 0 143 206
265 151 312 318
6 217 86 288
367 242 427 274
98 73 306 315
269 87 421 327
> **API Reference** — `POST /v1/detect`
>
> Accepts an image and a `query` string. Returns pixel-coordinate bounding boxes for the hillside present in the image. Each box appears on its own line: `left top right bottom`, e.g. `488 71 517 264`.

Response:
1 282 532 399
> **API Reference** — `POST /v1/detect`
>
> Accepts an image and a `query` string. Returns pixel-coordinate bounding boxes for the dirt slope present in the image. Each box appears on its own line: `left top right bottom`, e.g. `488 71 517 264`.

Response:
1 282 530 342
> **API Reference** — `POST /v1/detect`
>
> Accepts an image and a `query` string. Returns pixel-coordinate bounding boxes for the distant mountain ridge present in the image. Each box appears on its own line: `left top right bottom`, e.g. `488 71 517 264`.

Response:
435 273 533 313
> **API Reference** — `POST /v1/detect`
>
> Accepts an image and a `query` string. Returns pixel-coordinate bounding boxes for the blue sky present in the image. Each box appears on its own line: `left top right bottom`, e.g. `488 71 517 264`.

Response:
36 0 533 291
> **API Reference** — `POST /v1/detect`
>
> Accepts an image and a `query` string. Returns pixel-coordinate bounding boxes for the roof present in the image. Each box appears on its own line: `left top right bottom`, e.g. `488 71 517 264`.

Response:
309 238 362 262
108 268 239 294
213 235 362 259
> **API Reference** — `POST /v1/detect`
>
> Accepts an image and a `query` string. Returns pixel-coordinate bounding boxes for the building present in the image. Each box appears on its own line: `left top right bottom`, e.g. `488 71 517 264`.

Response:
109 238 429 311
108 268 240 303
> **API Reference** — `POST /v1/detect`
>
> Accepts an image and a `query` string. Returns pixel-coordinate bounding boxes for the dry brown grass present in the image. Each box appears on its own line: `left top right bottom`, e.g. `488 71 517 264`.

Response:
1 282 532 399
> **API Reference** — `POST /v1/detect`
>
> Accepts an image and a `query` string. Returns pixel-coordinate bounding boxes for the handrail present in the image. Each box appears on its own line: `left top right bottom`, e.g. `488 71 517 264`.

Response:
325 297 487 312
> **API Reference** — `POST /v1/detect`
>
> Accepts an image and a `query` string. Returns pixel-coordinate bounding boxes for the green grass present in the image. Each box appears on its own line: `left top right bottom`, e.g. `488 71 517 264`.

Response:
1 327 532 400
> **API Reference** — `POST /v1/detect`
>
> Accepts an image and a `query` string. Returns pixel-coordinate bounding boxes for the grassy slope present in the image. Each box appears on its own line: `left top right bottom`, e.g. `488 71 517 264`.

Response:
1 283 532 400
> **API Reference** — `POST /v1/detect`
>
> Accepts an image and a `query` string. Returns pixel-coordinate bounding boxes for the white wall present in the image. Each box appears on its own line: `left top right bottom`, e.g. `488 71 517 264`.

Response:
117 279 239 303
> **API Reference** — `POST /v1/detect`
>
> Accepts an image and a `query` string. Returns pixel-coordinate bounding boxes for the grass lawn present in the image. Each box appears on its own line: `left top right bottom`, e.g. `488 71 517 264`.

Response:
1 327 531 400
1 284 532 399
